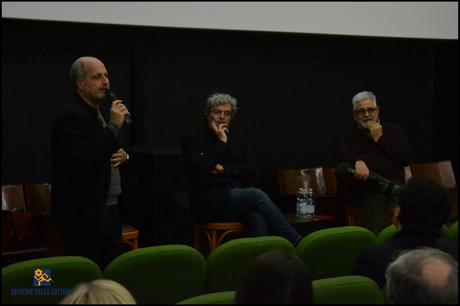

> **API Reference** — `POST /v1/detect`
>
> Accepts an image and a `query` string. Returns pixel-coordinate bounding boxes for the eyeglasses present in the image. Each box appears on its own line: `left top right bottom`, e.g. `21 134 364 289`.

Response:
354 107 377 115
211 109 232 117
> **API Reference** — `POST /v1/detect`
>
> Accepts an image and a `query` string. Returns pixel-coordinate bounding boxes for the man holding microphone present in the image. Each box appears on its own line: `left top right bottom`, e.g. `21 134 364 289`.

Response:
51 56 131 268
335 91 413 234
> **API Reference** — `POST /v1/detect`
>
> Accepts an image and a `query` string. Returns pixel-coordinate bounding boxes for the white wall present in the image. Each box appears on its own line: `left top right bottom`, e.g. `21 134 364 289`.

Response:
2 2 458 39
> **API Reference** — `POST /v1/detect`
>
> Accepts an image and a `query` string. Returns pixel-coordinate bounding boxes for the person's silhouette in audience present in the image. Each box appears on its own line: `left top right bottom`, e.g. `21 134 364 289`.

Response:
235 249 313 304
385 247 458 304
353 177 458 288
60 279 136 304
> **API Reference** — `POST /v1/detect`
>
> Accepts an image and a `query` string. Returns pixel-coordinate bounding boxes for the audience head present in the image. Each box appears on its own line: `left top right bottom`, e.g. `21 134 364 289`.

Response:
396 177 451 236
235 249 313 304
204 93 238 118
385 247 458 304
60 279 136 304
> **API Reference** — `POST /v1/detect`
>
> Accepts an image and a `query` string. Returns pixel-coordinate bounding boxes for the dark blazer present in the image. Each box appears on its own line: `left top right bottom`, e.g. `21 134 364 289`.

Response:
50 94 120 235
336 122 413 182
352 231 458 287
181 121 257 221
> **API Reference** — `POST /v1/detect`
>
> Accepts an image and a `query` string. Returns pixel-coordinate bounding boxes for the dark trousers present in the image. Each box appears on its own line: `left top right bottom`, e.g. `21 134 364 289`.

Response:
335 162 397 235
214 187 301 244
63 205 124 269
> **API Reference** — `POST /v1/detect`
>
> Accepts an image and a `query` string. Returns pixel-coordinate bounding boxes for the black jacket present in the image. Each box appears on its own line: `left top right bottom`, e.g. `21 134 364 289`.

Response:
50 94 120 234
336 122 413 182
352 230 458 288
181 121 257 220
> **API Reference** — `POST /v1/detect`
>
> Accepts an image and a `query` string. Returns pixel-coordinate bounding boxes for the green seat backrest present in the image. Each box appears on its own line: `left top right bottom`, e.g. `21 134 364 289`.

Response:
205 236 295 293
104 244 206 304
313 275 384 304
296 226 376 279
177 290 235 304
2 256 102 304
376 224 399 245
377 224 451 245
448 220 458 243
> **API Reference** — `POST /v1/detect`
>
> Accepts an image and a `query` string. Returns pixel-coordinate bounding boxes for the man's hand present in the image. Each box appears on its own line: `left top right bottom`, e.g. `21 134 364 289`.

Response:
354 160 370 181
366 121 383 142
109 100 131 129
209 120 229 143
111 148 129 167
210 163 224 174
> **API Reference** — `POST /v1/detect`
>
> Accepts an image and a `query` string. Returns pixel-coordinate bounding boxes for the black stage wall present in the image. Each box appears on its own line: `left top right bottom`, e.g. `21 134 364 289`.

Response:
2 18 458 198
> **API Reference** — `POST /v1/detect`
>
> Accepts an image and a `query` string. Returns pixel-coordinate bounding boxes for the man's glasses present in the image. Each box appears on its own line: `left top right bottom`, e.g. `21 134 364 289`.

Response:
211 110 232 117
354 107 377 115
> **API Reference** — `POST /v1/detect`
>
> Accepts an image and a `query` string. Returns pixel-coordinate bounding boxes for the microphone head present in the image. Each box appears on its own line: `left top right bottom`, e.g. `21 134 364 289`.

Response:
389 184 401 197
105 89 117 102
346 168 356 175
104 89 132 125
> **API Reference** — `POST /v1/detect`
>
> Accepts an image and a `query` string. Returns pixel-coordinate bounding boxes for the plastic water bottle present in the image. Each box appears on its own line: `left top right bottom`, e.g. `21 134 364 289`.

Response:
306 188 315 216
296 189 308 219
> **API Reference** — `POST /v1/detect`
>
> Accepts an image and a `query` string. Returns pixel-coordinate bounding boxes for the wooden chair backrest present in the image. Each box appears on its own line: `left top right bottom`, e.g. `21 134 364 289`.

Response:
2 184 26 212
409 160 456 188
277 167 336 197
24 183 52 214
409 160 457 221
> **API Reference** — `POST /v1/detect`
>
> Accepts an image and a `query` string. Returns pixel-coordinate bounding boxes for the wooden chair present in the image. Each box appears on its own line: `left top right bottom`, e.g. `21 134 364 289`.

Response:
22 183 65 257
24 183 140 251
122 224 139 250
2 184 26 212
2 184 48 265
409 160 458 223
194 222 246 252
23 183 51 214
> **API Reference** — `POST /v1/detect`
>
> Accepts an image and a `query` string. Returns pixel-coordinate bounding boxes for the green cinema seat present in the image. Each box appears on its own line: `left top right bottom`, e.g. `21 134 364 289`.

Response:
205 236 295 293
104 244 206 304
177 290 235 304
313 275 383 304
376 224 450 245
447 220 458 243
296 226 376 279
2 256 102 304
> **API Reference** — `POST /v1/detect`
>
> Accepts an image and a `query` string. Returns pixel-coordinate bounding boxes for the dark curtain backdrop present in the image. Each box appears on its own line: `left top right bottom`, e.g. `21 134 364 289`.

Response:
2 18 458 198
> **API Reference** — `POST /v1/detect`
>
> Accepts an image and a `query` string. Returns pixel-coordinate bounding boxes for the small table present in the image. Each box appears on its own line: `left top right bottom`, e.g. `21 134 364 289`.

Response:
285 213 337 236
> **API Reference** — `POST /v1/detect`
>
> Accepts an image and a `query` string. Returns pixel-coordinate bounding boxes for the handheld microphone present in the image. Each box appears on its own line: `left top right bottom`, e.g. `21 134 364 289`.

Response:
105 89 132 125
346 168 401 197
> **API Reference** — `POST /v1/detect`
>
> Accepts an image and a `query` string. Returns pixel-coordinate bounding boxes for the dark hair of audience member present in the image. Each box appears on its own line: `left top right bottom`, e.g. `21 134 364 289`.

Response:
235 249 313 304
397 177 451 236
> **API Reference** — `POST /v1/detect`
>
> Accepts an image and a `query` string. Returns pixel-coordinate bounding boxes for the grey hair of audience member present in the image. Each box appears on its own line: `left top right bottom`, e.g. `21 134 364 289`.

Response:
204 93 238 118
352 91 377 111
385 247 458 304
60 279 137 304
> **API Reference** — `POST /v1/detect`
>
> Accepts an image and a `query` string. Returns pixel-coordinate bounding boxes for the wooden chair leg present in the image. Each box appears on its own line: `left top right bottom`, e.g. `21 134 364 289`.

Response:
194 225 201 250
210 230 218 251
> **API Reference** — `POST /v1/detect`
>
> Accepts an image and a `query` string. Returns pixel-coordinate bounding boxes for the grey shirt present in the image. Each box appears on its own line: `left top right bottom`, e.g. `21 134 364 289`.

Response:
97 109 122 206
